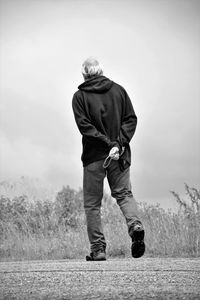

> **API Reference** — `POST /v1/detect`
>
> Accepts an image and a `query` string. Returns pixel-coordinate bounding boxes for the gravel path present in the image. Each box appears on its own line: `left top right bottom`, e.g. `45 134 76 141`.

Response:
0 258 200 299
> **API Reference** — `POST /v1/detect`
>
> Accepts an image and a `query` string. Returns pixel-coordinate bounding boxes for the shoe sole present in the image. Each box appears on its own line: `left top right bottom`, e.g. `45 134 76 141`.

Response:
131 228 145 258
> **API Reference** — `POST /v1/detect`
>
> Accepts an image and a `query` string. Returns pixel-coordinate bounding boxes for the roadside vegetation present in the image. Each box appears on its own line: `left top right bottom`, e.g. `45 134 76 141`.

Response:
0 182 199 261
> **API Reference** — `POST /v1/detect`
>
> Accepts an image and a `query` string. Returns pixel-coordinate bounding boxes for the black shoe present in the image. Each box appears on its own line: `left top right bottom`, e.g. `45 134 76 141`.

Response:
86 249 106 261
130 221 145 258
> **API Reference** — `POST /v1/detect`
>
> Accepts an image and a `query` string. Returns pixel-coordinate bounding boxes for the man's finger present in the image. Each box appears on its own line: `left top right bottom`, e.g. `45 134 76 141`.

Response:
112 154 119 160
109 147 119 157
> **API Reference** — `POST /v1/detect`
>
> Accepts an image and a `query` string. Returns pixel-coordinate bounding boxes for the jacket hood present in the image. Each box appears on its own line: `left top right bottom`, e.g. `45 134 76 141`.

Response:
78 76 113 93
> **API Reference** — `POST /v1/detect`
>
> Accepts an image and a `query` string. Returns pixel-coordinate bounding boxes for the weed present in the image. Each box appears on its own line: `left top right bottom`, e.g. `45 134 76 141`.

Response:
0 183 199 261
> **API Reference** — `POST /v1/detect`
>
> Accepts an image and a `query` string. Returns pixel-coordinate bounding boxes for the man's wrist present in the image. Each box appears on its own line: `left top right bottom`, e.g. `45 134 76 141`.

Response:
109 141 122 152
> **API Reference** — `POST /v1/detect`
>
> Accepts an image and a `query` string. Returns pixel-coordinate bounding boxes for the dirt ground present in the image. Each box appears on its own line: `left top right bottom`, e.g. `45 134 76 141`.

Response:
0 257 200 300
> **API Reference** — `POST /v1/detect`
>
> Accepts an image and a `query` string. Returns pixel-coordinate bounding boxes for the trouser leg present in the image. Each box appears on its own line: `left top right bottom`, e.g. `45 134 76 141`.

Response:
83 160 106 252
107 160 140 236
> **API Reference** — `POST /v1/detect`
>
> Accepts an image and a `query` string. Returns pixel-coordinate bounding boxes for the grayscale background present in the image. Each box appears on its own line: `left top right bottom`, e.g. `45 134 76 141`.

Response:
0 0 199 210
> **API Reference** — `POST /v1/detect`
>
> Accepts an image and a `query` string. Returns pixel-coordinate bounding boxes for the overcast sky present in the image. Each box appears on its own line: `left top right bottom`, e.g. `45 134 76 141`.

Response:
0 0 199 209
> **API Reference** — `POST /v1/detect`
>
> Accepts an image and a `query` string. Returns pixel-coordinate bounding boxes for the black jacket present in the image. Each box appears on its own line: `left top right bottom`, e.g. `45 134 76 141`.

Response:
72 75 137 168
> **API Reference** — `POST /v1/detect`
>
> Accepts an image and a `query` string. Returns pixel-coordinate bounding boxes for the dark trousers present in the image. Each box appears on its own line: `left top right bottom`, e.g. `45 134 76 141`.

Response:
83 159 140 252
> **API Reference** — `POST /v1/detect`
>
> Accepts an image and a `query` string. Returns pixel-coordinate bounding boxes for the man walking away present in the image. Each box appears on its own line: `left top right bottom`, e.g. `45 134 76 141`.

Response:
72 57 145 261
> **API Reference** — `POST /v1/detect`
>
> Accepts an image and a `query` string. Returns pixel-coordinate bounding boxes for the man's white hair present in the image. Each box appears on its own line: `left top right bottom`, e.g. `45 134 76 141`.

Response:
82 57 103 79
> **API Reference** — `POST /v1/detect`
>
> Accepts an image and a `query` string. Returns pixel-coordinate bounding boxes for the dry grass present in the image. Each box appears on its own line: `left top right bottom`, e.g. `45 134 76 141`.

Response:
0 183 199 261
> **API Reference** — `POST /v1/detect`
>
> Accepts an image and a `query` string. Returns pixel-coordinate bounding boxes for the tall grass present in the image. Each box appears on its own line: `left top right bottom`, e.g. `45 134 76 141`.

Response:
0 183 199 261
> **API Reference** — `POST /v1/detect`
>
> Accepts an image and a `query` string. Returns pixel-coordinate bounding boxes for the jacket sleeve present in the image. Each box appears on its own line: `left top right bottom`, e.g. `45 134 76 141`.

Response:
72 93 117 148
117 89 137 148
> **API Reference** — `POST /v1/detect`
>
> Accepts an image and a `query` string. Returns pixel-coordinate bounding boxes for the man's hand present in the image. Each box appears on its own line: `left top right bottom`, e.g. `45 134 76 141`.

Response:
109 146 119 160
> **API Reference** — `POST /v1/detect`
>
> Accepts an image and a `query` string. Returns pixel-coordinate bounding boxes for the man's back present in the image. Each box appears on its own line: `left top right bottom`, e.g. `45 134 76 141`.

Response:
72 75 137 166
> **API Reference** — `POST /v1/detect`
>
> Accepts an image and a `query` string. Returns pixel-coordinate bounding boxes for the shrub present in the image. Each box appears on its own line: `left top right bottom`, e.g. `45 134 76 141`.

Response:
54 186 84 229
0 183 199 261
170 184 200 256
